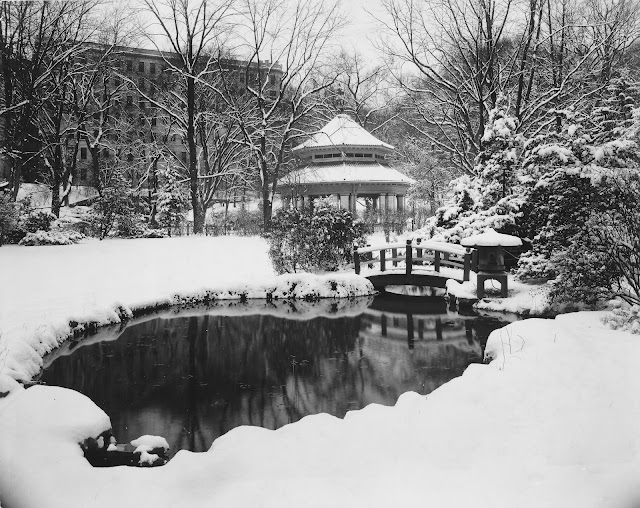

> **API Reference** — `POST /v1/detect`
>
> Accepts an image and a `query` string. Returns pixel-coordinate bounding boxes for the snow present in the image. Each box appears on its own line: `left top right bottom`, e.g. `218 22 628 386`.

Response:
2 235 640 507
460 227 523 247
279 162 415 186
292 114 394 152
0 236 374 388
17 183 98 208
131 435 170 452
2 311 640 507
447 275 550 316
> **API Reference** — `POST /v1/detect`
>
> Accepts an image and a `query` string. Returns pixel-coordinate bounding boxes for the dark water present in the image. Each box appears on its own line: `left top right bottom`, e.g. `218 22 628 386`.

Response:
39 294 514 453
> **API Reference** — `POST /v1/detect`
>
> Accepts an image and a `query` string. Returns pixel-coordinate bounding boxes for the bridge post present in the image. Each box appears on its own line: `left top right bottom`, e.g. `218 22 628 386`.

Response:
353 244 360 275
392 248 397 267
434 250 441 272
463 249 471 281
405 239 412 275
416 238 422 265
380 249 386 272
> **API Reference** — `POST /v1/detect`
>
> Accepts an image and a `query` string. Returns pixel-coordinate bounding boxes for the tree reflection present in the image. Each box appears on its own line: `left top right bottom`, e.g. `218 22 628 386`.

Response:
40 297 510 453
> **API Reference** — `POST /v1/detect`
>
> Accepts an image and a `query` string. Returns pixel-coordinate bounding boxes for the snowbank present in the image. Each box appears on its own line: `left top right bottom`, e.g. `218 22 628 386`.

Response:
447 273 550 315
2 312 640 507
0 236 374 391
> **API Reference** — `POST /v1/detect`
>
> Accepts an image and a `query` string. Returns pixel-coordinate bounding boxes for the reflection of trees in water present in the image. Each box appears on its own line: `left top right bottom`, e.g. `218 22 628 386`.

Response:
40 308 503 453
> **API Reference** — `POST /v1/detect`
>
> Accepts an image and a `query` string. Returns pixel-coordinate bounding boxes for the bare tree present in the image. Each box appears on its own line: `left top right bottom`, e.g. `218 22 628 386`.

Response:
376 0 629 174
139 0 235 233
319 49 394 130
0 1 98 201
211 0 344 231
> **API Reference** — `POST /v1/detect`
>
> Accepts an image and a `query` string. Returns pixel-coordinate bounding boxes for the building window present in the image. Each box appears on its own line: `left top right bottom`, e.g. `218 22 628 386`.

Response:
139 99 146 109
150 62 156 74
80 147 87 160
126 95 133 106
80 166 87 181
126 60 133 71
270 74 276 85
139 61 145 73
269 90 277 99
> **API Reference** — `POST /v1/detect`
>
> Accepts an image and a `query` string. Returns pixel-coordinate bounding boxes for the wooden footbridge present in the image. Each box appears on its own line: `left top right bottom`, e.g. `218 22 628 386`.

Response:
353 238 477 290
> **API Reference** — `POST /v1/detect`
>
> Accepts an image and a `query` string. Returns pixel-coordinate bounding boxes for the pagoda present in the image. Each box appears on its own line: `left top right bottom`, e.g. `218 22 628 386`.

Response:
278 115 414 213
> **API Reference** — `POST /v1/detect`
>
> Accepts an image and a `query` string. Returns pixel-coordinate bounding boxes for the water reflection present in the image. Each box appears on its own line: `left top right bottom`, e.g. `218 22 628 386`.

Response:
39 295 513 453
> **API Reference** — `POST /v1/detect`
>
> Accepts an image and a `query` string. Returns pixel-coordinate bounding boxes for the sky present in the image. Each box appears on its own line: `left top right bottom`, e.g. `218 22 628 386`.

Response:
337 0 388 61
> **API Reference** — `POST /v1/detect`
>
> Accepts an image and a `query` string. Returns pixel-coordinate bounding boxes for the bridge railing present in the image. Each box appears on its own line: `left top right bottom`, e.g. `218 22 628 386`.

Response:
353 238 476 282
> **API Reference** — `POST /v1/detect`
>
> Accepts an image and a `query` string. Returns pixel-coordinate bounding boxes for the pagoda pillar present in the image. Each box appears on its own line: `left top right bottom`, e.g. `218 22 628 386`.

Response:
397 194 405 212
335 194 341 208
389 193 397 212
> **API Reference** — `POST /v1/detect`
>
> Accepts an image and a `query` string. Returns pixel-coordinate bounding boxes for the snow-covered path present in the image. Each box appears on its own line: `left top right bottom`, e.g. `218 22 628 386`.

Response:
1 237 640 507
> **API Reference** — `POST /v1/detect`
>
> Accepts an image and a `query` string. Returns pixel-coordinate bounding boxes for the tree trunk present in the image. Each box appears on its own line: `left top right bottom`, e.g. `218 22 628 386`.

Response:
187 74 204 234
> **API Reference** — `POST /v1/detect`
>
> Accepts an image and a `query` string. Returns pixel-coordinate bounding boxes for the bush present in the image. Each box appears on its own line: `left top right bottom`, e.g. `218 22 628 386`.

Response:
24 210 56 233
92 173 144 239
19 230 85 246
268 200 366 273
0 194 19 246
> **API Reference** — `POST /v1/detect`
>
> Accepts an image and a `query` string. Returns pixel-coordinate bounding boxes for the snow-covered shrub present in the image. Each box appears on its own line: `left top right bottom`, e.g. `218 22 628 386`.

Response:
19 230 85 246
156 178 189 229
23 210 56 233
268 199 366 273
602 305 640 334
91 172 141 239
587 175 640 306
475 97 523 209
0 194 19 246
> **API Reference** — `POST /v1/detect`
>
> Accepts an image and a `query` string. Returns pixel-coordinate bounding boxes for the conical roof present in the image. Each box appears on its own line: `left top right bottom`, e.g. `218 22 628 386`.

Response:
292 114 394 153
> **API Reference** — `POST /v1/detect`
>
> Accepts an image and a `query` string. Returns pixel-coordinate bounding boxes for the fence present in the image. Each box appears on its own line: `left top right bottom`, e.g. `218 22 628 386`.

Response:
362 222 407 235
166 223 263 237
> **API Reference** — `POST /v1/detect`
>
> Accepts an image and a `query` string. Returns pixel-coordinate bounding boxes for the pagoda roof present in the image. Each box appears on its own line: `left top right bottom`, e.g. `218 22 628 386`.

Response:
279 162 414 187
292 114 394 153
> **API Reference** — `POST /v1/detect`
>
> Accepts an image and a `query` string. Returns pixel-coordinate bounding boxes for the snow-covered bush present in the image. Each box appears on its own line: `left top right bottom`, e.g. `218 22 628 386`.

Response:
19 230 85 246
268 199 366 273
156 181 189 229
91 172 143 239
24 210 56 233
0 194 19 246
602 305 640 334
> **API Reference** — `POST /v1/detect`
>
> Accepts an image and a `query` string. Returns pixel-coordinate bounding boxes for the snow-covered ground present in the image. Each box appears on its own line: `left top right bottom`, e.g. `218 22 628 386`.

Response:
2 236 639 507
447 275 550 315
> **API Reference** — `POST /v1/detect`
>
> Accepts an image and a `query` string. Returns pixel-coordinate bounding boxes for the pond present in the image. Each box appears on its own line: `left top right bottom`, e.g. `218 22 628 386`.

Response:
38 294 517 454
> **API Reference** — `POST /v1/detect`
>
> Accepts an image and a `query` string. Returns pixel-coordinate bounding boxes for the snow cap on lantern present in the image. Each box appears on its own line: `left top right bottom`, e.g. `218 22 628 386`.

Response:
461 228 522 272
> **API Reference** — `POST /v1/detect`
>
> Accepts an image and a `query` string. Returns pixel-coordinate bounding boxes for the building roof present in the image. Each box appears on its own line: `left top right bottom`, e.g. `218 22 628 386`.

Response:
279 162 415 187
292 114 394 153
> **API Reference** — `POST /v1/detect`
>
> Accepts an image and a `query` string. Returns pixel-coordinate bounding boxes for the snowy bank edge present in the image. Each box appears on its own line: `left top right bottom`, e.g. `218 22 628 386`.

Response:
0 272 375 396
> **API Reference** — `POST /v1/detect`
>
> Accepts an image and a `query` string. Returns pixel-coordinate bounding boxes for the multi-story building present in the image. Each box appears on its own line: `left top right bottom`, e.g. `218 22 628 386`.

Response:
70 43 283 189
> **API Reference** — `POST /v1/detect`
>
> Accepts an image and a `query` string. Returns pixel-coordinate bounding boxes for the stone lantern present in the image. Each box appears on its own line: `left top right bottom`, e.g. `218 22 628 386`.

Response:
461 228 522 299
